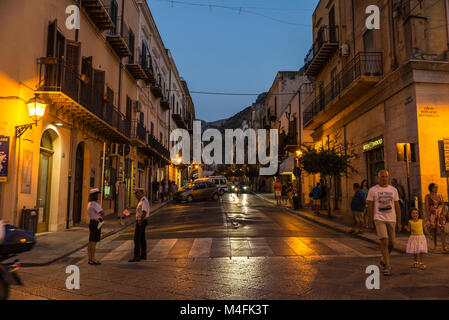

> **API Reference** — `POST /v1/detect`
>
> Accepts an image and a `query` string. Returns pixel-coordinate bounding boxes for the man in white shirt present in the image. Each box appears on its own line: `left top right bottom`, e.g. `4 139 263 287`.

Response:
367 170 402 276
129 188 150 262
0 220 5 244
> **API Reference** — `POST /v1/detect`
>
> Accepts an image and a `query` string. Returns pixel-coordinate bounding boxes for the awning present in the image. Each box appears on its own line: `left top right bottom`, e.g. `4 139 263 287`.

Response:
279 156 295 175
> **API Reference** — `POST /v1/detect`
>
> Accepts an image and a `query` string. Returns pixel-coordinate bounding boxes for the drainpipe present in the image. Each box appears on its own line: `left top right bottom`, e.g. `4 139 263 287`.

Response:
389 0 398 68
66 24 80 229
351 0 356 56
100 142 106 207
446 0 449 52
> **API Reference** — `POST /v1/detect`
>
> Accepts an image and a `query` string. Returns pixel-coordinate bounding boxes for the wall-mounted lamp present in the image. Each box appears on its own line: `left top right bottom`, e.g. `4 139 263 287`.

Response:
15 94 48 138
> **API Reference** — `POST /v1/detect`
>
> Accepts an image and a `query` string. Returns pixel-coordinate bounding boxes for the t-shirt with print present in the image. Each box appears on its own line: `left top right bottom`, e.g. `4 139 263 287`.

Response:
367 184 399 222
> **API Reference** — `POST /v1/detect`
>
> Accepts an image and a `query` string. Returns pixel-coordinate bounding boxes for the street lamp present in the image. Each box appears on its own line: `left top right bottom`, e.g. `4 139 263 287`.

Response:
16 94 48 138
294 148 303 209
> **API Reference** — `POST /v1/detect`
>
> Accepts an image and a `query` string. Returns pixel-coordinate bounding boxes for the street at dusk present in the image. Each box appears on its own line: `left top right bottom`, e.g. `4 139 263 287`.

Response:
8 193 449 300
2 0 449 309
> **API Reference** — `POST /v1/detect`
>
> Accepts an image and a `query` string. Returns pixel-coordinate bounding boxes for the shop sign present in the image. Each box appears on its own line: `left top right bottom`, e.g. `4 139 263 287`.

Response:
444 139 449 172
363 138 383 152
0 136 10 183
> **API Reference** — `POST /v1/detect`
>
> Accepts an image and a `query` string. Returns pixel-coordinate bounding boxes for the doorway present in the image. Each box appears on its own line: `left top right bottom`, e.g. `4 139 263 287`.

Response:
73 143 85 224
36 131 54 233
367 147 385 187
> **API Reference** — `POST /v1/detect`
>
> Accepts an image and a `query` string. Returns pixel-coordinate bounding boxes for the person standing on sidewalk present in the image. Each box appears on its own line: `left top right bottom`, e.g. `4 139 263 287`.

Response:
391 179 406 231
424 183 448 252
367 170 402 276
87 188 104 265
319 179 327 210
274 178 282 206
129 189 150 262
311 183 322 215
350 183 366 234
361 179 370 228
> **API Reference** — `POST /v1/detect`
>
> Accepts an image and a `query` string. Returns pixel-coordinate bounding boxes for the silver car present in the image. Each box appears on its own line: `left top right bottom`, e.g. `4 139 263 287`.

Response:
174 181 220 203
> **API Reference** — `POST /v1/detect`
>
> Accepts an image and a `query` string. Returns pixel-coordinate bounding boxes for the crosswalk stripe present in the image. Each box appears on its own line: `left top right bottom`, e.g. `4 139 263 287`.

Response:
84 236 382 263
149 239 178 259
248 238 274 256
101 240 133 261
284 237 318 256
188 238 213 258
318 238 365 257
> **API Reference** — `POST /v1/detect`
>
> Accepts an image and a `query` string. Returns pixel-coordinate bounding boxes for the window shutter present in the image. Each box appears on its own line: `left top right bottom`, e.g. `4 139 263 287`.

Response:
93 69 105 95
47 20 57 57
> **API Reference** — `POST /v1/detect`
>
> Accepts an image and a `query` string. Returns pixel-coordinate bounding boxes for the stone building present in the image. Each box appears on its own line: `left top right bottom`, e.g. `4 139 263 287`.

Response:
302 0 449 212
0 0 193 232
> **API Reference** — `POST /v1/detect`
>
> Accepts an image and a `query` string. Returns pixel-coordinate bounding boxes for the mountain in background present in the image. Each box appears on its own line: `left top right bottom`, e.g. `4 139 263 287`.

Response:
200 92 268 132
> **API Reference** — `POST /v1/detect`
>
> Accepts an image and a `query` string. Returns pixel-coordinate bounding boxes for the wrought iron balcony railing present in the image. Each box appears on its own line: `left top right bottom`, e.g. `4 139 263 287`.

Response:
304 25 339 76
303 52 383 127
37 58 131 138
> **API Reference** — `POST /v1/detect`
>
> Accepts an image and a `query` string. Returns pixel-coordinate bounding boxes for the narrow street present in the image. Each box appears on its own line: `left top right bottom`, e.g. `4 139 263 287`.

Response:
9 194 449 300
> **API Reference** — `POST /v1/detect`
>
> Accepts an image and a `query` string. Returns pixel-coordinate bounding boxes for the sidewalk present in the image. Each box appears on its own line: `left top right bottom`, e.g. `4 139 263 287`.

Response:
14 201 170 267
254 192 413 253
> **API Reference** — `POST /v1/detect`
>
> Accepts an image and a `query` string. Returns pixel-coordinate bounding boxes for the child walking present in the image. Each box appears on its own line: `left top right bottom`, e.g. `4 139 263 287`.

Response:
405 208 428 270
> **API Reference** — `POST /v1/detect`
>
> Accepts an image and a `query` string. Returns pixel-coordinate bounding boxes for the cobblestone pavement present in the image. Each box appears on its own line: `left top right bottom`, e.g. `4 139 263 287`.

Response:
9 193 449 300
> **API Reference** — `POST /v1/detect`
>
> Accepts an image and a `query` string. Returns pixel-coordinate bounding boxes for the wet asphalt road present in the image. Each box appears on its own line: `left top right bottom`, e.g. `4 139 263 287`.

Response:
8 193 449 300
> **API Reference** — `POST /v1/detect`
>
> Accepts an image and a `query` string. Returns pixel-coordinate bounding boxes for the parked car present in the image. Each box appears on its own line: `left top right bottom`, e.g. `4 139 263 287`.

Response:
195 176 229 195
174 181 220 203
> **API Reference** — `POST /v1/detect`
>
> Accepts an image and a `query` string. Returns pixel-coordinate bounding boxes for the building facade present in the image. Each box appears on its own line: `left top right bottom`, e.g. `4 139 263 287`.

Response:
0 0 194 232
302 0 449 212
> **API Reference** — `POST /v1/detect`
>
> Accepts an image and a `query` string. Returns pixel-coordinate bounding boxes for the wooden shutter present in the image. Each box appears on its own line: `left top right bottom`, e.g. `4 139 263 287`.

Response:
93 69 105 95
81 57 93 85
47 20 57 57
107 87 114 104
66 41 81 72
126 96 132 120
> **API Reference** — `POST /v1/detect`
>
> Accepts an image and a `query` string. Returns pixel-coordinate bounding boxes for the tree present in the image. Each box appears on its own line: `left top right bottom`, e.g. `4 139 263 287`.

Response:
299 145 354 218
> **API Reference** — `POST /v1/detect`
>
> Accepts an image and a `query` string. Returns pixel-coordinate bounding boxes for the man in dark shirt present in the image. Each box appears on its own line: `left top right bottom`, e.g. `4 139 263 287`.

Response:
350 183 366 234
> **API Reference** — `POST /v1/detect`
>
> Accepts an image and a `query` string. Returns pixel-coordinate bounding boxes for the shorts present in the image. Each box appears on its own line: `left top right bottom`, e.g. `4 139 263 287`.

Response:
374 220 396 242
89 220 101 242
275 191 281 197
352 211 364 223
313 200 320 206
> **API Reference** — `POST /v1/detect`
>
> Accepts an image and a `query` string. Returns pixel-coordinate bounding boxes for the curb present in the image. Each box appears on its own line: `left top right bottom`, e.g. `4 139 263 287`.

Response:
252 192 406 254
21 201 171 267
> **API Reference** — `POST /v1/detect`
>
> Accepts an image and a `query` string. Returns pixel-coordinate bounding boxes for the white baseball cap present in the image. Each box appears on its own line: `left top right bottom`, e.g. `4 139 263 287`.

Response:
89 188 100 195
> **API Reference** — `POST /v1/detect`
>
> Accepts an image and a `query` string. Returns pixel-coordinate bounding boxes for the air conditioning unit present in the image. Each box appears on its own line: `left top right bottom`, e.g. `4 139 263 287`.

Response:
133 101 142 113
340 44 349 57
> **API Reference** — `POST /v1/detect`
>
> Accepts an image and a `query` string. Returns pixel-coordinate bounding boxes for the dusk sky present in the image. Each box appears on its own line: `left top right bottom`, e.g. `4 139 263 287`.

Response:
147 0 319 122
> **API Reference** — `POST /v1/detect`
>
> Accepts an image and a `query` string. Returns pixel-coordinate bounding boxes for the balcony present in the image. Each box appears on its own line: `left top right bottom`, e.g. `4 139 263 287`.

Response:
81 0 114 31
172 113 188 130
304 25 339 77
160 96 169 110
303 52 383 129
138 132 170 164
125 48 149 81
36 57 130 142
106 16 132 57
131 120 147 144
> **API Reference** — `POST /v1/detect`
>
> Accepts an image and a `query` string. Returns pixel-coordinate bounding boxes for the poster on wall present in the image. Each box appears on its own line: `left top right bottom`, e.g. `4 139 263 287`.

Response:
21 150 33 194
0 136 10 183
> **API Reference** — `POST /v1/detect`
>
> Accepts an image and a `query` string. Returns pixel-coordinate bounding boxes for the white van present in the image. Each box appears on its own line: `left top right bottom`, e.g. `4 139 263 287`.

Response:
195 176 229 195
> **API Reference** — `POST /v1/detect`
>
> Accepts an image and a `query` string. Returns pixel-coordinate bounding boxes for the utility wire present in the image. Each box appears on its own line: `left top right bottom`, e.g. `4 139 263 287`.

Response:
170 89 299 96
153 0 312 27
